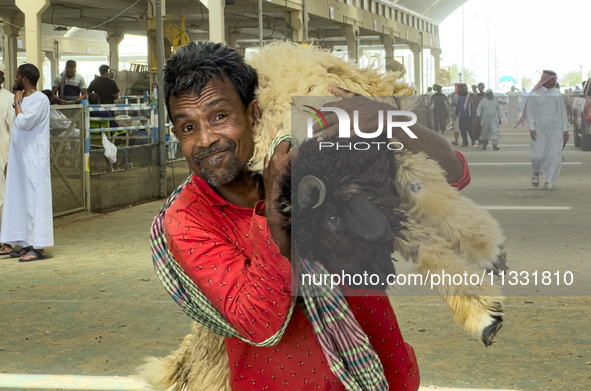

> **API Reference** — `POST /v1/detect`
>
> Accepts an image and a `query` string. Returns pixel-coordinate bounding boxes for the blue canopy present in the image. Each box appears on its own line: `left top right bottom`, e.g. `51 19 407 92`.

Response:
499 75 517 83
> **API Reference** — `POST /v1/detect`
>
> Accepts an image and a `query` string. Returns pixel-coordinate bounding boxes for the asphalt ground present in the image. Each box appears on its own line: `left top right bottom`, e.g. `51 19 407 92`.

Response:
0 119 589 390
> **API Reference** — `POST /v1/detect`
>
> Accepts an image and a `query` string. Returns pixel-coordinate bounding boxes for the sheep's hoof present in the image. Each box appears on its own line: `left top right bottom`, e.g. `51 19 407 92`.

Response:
481 316 503 347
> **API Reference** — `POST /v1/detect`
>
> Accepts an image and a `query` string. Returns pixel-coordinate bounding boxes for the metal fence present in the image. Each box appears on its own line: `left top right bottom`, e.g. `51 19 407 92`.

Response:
87 100 158 175
49 105 86 217
47 97 191 215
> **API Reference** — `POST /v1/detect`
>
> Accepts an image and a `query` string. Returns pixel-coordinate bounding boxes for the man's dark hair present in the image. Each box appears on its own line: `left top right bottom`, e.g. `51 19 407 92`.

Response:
41 89 53 103
66 60 77 69
478 82 485 88
435 85 442 92
88 92 101 104
427 87 432 92
99 64 110 75
18 63 40 86
163 41 258 121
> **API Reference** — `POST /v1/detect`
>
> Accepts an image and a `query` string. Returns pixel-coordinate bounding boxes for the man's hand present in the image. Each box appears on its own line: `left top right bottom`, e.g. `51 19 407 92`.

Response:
14 90 23 104
263 141 291 260
563 131 569 144
530 130 537 141
316 85 397 141
314 85 465 184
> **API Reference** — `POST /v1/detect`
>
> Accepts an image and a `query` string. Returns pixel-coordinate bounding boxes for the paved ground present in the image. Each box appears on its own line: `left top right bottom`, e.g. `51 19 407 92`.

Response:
0 121 590 390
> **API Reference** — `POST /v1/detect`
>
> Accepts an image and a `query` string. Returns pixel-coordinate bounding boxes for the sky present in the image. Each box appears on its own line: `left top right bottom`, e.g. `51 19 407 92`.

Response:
438 0 591 89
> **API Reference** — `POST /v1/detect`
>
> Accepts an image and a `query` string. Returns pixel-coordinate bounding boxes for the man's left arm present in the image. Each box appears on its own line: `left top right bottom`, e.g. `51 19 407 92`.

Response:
318 87 465 183
113 81 120 101
74 77 88 103
75 89 88 104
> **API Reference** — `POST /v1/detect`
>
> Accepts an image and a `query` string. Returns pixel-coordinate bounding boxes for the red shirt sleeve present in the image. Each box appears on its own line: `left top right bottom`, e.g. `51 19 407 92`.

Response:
165 198 293 344
449 150 471 190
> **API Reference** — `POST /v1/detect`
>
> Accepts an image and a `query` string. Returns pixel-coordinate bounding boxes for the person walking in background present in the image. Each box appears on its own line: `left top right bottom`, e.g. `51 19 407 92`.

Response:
555 83 572 125
0 64 53 261
471 83 487 146
428 84 450 134
520 87 529 113
506 86 521 123
87 65 120 105
425 86 434 130
516 70 568 191
477 89 502 150
454 83 475 147
0 63 15 255
52 60 87 104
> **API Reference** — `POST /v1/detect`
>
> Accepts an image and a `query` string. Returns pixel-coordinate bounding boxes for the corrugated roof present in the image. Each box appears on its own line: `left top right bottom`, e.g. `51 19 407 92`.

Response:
395 0 469 22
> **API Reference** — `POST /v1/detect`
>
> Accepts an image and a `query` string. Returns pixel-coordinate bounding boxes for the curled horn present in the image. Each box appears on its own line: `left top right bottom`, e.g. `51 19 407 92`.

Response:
297 175 327 210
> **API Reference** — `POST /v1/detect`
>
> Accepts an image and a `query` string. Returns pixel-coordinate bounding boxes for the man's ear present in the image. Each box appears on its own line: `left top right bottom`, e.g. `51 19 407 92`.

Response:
171 124 180 139
247 99 261 135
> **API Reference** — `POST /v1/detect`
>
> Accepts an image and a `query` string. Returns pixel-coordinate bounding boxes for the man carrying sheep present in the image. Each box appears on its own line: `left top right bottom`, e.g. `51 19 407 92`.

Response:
152 41 472 391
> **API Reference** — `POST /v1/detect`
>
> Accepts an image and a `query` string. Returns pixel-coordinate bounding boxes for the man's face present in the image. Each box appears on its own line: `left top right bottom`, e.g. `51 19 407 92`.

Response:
14 69 24 90
478 84 485 93
170 77 258 188
460 86 468 95
471 86 477 93
511 86 516 91
0 71 4 86
486 92 494 100
543 77 556 89
65 67 76 78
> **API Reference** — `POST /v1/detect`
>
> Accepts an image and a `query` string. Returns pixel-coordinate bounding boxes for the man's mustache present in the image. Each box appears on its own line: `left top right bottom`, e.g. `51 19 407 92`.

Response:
192 141 235 163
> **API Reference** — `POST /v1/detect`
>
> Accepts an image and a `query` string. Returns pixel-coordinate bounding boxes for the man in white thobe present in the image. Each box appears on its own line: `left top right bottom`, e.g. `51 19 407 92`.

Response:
0 63 15 255
517 70 568 190
0 64 53 261
506 86 521 123
477 89 502 150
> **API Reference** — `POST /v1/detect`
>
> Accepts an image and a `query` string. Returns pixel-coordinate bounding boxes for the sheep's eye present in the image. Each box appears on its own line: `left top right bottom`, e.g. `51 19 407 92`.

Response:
327 214 338 226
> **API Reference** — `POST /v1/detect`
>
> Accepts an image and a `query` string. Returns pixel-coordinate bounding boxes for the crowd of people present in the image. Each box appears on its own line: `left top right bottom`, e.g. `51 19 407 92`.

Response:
424 72 571 190
0 61 120 261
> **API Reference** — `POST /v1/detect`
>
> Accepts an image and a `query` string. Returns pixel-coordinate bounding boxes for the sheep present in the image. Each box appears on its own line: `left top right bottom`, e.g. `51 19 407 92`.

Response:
283 137 406 288
140 42 508 391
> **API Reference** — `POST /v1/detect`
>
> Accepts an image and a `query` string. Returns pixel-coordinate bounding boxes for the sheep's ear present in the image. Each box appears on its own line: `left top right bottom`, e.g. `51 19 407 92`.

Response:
247 99 261 134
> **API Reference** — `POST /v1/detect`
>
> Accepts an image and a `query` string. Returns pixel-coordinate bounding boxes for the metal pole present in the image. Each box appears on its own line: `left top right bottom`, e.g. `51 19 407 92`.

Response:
156 0 167 198
461 6 464 83
258 0 263 48
419 32 423 93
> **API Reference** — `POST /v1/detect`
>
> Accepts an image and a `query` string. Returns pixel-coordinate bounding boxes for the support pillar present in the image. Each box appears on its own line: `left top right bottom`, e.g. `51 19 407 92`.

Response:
15 0 50 88
431 47 441 84
45 40 59 83
203 0 225 43
409 43 421 93
380 34 394 63
107 32 124 71
286 11 304 43
226 27 241 49
342 25 358 63
1 17 22 89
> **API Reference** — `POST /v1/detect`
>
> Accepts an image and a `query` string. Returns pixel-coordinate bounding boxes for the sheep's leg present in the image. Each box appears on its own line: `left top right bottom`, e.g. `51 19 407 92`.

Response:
413 240 505 346
395 152 508 273
396 224 505 347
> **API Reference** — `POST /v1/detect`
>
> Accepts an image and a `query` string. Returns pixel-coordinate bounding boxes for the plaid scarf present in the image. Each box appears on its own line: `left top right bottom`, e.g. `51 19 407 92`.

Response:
150 137 388 390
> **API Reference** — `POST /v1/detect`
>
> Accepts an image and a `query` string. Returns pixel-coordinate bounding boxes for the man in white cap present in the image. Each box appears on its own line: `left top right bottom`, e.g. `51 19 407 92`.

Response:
0 63 15 255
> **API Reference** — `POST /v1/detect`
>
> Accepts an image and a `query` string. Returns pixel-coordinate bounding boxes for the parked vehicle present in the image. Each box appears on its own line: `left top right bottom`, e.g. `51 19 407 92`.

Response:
571 85 590 149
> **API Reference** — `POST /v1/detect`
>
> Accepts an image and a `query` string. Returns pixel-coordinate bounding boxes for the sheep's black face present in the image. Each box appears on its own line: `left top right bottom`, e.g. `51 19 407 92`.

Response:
280 138 406 291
